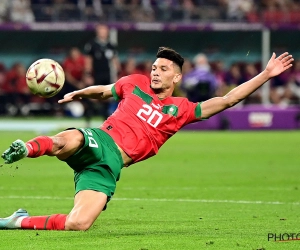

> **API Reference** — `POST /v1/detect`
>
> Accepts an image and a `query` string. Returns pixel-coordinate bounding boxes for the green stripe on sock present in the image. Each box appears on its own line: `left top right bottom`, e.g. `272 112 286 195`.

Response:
32 140 40 157
44 216 51 230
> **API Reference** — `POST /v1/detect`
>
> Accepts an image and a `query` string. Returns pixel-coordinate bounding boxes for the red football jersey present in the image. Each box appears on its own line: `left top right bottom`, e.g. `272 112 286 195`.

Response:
100 74 203 163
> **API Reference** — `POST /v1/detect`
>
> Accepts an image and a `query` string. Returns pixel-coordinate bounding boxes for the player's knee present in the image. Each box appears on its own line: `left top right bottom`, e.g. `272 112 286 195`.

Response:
65 217 93 231
52 130 84 159
50 136 67 155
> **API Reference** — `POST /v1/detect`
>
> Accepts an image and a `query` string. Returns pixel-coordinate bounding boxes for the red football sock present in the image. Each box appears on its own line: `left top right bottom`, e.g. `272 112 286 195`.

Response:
26 136 53 158
21 214 67 230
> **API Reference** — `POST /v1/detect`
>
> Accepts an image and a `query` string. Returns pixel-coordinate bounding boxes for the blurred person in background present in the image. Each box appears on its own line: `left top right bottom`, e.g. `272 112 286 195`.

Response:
287 59 300 104
269 66 293 106
30 0 52 22
172 58 193 97
0 0 9 22
260 0 291 11
50 0 79 21
84 23 119 122
119 57 143 78
224 63 245 92
3 63 31 116
139 59 152 80
291 60 300 104
181 0 197 21
211 60 227 97
242 63 262 104
59 47 89 118
224 63 247 107
62 47 87 94
181 53 217 102
181 57 193 76
77 0 103 21
9 0 35 23
154 0 181 21
110 0 127 21
225 0 254 21
131 0 155 22
0 64 7 114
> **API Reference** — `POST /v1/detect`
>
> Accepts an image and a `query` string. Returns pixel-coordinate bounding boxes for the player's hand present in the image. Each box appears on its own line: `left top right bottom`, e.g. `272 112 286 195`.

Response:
265 52 294 78
58 91 82 104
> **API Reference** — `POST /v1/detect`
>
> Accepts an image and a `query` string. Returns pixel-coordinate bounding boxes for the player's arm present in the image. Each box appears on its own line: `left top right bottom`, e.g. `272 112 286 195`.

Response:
58 84 114 103
200 52 293 119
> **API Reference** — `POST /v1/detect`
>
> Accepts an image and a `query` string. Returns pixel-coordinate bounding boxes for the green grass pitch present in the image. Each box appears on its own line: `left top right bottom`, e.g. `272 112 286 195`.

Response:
0 130 299 250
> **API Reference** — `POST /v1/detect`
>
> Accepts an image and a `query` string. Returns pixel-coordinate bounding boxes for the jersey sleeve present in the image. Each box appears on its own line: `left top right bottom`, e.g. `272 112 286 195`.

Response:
111 74 149 101
180 100 203 125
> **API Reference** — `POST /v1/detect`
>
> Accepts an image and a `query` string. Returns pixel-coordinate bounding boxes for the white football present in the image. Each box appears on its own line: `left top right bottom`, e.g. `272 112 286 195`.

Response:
26 58 65 98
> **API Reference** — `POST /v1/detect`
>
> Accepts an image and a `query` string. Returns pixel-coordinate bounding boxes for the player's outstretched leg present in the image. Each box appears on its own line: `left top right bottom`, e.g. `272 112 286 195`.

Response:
0 191 106 230
0 209 29 229
1 136 54 164
0 209 67 230
1 140 28 164
2 131 84 164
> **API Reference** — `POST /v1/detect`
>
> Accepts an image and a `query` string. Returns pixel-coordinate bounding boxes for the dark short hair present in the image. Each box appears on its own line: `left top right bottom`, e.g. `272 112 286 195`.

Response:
156 47 184 71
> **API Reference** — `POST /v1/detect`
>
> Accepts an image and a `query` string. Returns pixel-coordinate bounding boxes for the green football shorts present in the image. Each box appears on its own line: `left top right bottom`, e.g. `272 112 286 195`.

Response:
63 128 124 206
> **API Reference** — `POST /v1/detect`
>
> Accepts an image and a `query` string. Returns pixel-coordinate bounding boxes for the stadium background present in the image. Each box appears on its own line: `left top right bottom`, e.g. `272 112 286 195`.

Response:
0 1 300 250
0 1 300 127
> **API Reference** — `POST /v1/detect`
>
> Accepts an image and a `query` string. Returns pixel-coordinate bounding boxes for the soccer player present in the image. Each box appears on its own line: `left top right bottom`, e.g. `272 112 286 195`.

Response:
0 47 293 231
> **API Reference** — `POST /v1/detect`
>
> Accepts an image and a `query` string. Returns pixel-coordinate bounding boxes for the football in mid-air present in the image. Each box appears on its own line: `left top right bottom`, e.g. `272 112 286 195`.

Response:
26 58 65 98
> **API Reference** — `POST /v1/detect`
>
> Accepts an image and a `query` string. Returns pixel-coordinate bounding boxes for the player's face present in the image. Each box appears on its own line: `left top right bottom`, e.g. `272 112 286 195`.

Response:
150 58 181 91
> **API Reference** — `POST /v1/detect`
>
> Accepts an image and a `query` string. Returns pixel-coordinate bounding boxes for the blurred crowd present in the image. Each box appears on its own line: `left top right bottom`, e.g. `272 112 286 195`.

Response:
0 2 300 117
0 0 300 23
1 47 299 117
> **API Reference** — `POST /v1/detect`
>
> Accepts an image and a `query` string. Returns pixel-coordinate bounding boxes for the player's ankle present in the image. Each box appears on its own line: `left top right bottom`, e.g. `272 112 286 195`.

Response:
26 136 53 158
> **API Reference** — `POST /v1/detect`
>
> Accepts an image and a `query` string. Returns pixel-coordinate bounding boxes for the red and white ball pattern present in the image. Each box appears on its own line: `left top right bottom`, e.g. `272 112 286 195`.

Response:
26 58 65 98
